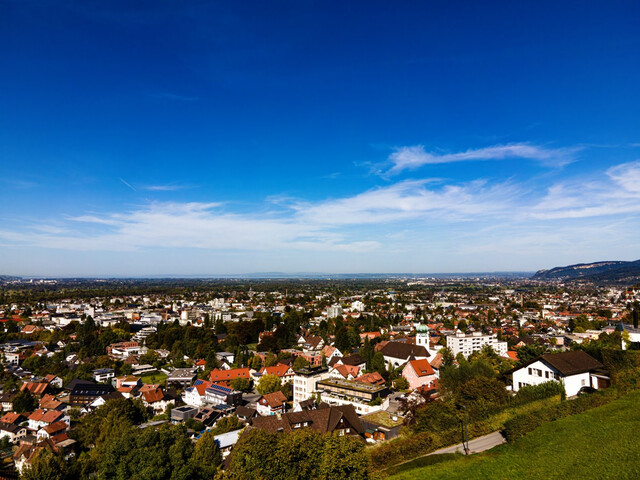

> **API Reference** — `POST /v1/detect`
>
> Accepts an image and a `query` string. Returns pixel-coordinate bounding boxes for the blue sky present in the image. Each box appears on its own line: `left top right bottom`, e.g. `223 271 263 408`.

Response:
1 1 640 276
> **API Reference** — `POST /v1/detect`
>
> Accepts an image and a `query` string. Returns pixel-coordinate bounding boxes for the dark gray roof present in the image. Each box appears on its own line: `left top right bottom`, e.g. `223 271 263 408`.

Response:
380 342 429 360
539 350 604 376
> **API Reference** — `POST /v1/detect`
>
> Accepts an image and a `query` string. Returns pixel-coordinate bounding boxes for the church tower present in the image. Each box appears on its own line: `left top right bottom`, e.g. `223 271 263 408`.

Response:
416 318 430 348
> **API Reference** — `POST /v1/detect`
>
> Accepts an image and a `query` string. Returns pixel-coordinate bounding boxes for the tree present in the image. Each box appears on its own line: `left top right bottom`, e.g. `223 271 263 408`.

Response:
248 355 262 370
334 327 351 354
21 449 70 480
12 389 37 413
264 352 278 368
257 374 281 395
292 356 310 371
210 415 243 435
371 352 386 376
226 428 369 480
393 377 409 390
280 381 293 400
192 430 222 478
229 377 251 392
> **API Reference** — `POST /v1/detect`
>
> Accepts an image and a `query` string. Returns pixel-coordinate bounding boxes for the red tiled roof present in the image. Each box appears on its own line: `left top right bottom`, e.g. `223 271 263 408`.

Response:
209 368 251 382
28 409 63 424
21 382 48 395
408 359 435 377
259 391 287 409
259 363 292 378
354 371 385 386
195 380 211 396
43 421 67 435
143 388 165 404
0 412 23 425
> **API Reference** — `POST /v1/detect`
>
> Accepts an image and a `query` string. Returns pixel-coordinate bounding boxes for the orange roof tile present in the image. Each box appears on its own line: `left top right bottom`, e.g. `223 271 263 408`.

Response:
408 359 435 377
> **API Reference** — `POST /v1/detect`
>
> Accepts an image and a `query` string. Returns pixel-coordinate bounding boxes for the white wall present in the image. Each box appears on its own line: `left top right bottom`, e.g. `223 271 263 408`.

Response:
512 360 592 397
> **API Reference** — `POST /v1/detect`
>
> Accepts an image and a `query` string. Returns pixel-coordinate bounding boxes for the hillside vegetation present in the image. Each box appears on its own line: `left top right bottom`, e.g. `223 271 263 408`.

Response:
386 389 640 480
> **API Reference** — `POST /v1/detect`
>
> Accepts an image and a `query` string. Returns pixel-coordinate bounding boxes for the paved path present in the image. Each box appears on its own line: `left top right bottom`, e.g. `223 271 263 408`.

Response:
386 430 506 471
430 430 506 455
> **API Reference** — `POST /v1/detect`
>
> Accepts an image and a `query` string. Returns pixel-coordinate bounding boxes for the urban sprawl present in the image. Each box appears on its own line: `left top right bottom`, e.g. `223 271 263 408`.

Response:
0 277 639 479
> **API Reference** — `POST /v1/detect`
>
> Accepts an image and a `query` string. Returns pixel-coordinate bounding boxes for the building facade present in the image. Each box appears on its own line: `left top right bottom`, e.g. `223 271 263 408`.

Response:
446 332 508 358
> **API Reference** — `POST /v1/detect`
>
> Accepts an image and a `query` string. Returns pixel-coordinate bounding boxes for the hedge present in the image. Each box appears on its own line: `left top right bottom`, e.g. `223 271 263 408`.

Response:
503 389 615 442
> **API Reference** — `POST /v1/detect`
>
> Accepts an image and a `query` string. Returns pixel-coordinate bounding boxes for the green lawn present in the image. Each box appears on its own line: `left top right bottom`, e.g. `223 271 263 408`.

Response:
386 389 640 480
140 372 167 384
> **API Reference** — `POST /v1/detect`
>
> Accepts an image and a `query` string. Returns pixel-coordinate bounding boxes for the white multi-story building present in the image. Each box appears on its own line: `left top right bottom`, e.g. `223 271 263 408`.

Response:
326 305 343 319
446 332 508 358
292 366 331 405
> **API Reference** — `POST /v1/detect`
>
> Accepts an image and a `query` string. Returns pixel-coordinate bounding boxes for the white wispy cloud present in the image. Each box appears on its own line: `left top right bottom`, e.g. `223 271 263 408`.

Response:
145 184 191 191
531 160 640 219
0 202 378 253
297 179 521 225
2 160 640 268
387 143 578 173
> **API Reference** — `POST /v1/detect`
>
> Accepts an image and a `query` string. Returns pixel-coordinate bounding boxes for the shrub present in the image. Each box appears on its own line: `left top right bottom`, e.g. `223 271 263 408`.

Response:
510 381 564 406
503 389 616 442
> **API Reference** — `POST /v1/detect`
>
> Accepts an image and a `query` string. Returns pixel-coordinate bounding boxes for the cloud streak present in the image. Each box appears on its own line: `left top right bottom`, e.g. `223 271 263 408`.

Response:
388 143 579 173
1 160 639 271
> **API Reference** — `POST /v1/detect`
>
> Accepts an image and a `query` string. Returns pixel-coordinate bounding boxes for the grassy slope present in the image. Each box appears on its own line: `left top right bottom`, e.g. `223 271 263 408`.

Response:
387 390 640 480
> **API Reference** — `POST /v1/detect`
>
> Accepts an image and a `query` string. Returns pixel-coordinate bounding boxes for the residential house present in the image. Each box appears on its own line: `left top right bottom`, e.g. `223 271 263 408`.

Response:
27 409 64 431
88 391 125 409
297 335 324 351
14 439 58 474
259 363 294 380
204 383 242 407
320 345 342 363
209 368 251 387
256 391 287 416
250 404 363 437
69 381 113 406
193 407 221 428
402 359 437 391
0 422 27 443
93 368 115 383
512 350 608 397
21 381 51 397
43 374 63 389
0 393 15 411
36 420 67 440
329 364 359 381
235 406 257 423
141 386 175 414
39 394 66 412
183 380 211 407
354 372 385 386
1 412 26 425
332 353 367 370
214 430 241 458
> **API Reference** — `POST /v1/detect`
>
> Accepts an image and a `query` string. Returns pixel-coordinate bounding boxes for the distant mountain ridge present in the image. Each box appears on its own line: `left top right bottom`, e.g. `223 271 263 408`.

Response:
532 260 640 284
